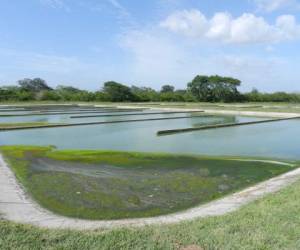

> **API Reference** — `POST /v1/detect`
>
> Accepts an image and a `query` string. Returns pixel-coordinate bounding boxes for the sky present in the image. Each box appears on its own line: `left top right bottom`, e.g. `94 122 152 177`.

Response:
0 0 300 92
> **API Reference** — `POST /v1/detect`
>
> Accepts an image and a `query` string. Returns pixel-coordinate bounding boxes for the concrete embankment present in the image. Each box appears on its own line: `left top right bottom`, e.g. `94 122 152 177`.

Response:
116 105 300 118
70 110 204 119
202 109 300 118
157 116 300 136
0 154 299 230
0 109 145 117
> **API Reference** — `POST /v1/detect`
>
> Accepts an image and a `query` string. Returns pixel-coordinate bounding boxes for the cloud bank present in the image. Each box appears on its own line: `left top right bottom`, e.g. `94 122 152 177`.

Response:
160 9 300 44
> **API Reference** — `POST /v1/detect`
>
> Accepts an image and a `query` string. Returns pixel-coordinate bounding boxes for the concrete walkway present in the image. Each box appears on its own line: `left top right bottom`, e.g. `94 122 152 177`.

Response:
116 105 300 118
0 154 299 230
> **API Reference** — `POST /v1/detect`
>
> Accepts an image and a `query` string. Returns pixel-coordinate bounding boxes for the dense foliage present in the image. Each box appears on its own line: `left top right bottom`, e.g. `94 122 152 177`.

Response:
0 76 299 103
187 75 243 102
244 88 300 102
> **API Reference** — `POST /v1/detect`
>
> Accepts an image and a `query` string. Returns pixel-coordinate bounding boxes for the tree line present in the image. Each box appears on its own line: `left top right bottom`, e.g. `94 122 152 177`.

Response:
0 76 299 103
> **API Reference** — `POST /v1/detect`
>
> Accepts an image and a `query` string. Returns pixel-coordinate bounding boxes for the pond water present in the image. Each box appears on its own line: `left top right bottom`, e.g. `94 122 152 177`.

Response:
0 111 299 159
0 110 256 124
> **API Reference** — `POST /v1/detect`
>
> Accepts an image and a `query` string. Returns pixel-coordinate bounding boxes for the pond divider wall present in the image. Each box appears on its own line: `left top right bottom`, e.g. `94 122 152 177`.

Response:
217 105 263 109
0 114 207 131
0 110 25 113
34 107 122 111
0 108 119 116
157 116 300 136
70 110 204 119
0 109 146 117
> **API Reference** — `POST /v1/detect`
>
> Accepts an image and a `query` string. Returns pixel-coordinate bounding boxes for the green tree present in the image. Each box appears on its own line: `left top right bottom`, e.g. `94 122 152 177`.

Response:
103 81 136 102
131 86 160 102
187 75 241 102
18 78 52 92
55 85 82 101
0 86 35 101
160 85 175 93
94 91 111 102
41 91 61 101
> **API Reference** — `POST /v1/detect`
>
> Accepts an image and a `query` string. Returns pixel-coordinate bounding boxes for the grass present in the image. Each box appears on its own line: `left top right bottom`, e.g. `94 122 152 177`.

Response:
0 175 300 249
0 146 295 220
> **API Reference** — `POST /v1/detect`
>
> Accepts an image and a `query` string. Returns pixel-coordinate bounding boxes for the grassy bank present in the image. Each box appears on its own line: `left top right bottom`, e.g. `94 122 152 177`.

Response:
0 176 300 249
0 146 295 220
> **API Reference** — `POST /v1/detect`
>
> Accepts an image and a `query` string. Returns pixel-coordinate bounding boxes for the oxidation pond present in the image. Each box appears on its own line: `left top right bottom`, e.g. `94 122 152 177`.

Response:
0 113 299 159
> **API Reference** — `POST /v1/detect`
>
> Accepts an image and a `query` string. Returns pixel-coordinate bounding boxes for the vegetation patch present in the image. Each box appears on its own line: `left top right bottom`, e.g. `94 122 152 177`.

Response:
0 146 295 220
1 177 300 249
0 122 61 129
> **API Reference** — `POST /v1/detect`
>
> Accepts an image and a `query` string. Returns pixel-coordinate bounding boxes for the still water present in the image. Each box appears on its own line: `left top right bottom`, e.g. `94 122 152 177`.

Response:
0 110 202 123
0 113 299 160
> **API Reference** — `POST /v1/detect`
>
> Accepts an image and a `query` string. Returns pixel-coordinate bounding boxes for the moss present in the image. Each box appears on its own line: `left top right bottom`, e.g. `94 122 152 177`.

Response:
0 145 295 220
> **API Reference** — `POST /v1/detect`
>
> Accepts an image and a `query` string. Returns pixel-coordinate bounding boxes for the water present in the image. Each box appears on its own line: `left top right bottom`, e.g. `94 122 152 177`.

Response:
0 111 238 124
0 112 299 159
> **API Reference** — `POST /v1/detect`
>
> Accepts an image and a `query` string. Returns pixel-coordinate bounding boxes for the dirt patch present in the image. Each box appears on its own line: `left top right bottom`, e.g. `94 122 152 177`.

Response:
180 245 203 250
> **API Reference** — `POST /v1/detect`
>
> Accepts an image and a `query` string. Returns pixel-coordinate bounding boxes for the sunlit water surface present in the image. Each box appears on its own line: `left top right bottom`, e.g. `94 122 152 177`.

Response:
0 112 299 160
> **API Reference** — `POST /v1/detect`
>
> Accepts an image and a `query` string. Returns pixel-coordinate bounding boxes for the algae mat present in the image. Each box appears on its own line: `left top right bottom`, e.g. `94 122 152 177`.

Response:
0 146 295 220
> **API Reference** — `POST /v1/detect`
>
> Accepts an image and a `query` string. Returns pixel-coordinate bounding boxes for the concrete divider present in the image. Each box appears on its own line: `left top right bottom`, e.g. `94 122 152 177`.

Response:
0 114 207 131
157 116 300 136
70 110 204 119
0 109 146 117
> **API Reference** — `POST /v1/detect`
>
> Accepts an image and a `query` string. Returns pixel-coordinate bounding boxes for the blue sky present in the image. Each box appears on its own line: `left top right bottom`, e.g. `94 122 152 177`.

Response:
0 0 300 92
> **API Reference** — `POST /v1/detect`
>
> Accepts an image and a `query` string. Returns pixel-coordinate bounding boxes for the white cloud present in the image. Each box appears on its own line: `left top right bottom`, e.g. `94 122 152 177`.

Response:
40 0 70 11
0 49 111 89
119 28 298 91
253 0 300 12
120 30 188 87
159 9 208 38
160 9 300 44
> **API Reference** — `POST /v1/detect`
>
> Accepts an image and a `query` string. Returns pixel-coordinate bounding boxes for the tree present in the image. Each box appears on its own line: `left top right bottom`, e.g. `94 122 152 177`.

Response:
94 91 111 102
160 85 175 93
40 90 61 101
56 85 81 93
131 86 160 102
55 85 83 101
187 75 211 101
0 86 35 101
18 78 52 92
187 75 241 102
103 81 136 102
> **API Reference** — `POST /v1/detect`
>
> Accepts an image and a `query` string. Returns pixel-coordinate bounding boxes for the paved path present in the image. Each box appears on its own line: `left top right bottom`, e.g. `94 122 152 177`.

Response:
116 105 300 118
0 154 299 230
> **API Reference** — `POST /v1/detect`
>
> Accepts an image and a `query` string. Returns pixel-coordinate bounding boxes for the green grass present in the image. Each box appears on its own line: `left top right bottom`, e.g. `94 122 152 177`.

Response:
0 146 295 220
1 176 300 249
